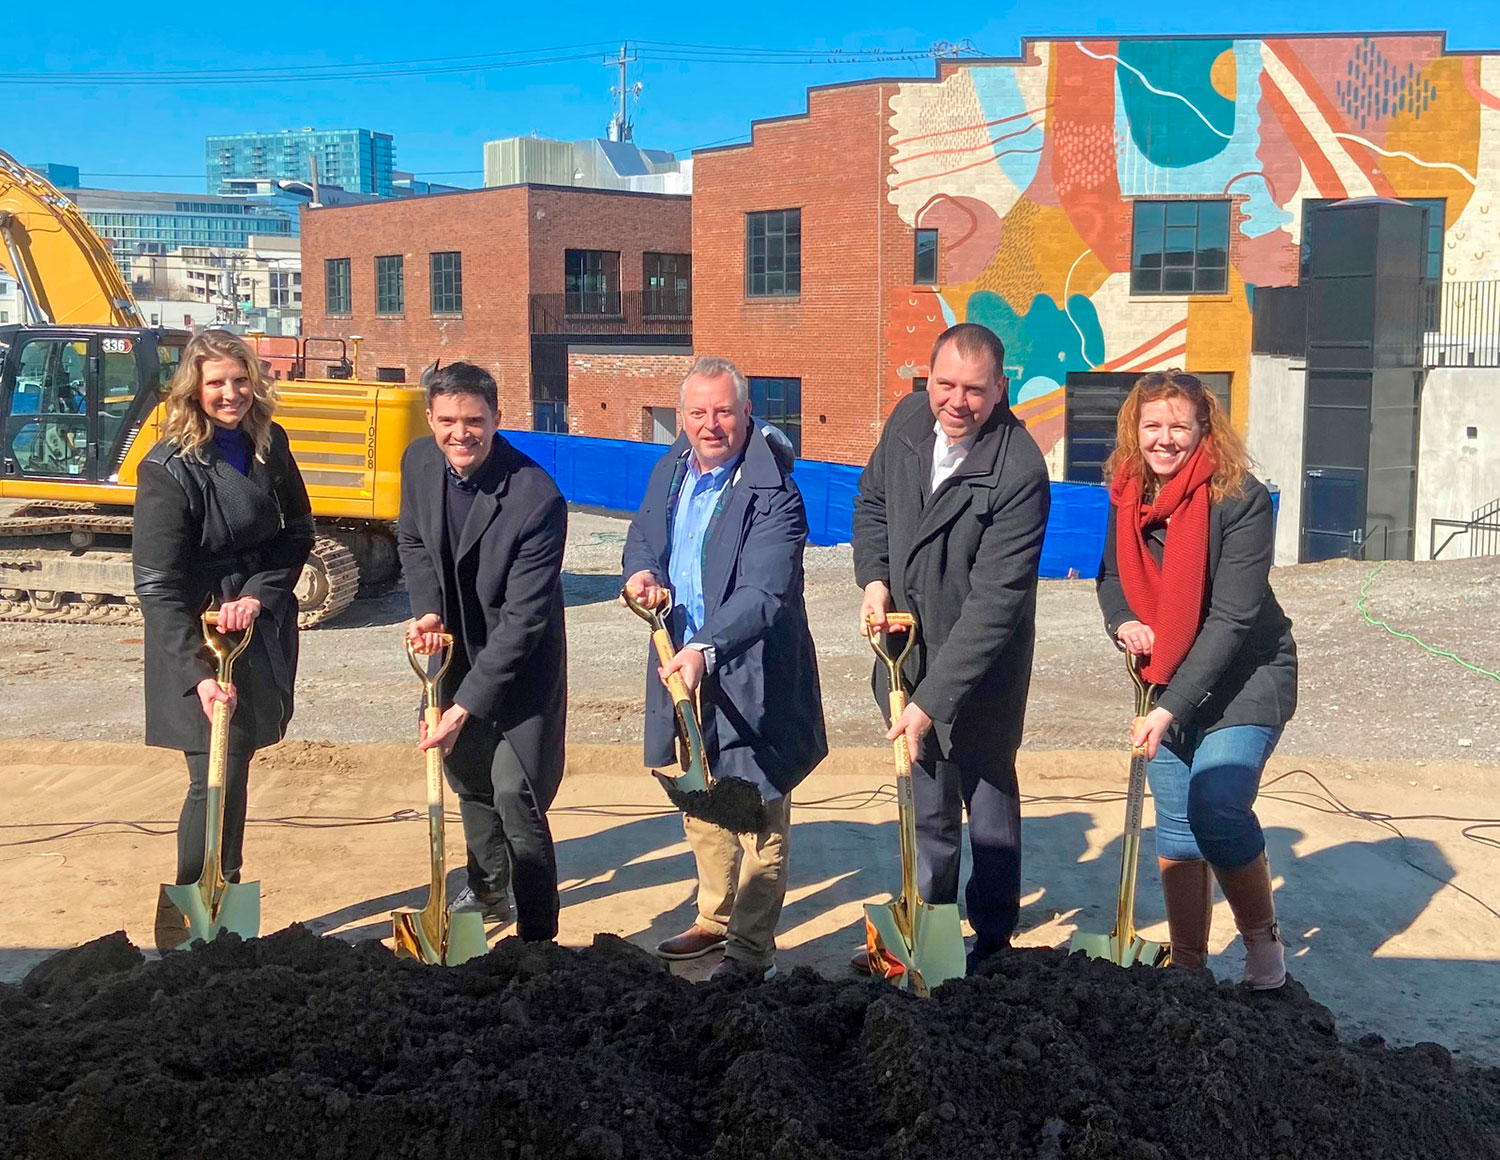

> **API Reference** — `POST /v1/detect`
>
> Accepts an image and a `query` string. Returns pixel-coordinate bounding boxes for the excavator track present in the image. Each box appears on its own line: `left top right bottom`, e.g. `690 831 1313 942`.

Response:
0 504 362 629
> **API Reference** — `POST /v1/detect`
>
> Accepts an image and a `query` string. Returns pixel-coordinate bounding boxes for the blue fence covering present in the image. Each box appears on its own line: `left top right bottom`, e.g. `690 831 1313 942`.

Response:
500 430 1276 581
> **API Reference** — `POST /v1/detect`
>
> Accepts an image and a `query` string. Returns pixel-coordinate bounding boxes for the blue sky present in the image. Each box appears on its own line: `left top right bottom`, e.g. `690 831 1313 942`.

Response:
7 1 1496 193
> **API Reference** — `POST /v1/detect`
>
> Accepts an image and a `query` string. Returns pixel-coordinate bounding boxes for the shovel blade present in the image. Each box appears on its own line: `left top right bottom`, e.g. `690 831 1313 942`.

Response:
156 880 260 952
1070 929 1170 968
391 903 489 967
865 900 966 995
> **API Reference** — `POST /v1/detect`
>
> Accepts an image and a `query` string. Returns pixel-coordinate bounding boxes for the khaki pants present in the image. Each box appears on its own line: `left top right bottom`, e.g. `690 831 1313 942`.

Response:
683 794 791 968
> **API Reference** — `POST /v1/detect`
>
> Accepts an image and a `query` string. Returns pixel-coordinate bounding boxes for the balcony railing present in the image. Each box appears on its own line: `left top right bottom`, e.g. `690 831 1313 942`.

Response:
529 289 692 336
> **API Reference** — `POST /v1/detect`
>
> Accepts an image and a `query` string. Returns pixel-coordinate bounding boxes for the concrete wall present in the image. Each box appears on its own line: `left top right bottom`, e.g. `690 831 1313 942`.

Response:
1246 354 1306 566
1416 366 1500 559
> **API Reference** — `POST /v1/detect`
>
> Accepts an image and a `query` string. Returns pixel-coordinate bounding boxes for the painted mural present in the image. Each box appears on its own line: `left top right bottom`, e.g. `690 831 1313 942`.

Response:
883 35 1500 466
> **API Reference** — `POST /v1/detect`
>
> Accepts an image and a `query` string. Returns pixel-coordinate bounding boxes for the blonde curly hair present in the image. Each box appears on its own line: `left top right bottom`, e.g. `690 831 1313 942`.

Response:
161 330 278 461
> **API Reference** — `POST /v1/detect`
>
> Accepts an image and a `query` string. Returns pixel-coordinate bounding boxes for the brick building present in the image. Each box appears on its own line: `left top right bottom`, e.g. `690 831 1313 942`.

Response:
692 33 1500 473
300 184 692 438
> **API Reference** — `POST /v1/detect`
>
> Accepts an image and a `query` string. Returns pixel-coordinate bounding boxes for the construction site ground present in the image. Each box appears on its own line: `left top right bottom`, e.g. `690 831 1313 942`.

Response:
2 510 1498 1068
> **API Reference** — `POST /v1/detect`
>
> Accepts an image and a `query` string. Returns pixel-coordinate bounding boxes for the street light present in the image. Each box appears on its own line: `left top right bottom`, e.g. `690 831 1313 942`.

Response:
277 179 322 209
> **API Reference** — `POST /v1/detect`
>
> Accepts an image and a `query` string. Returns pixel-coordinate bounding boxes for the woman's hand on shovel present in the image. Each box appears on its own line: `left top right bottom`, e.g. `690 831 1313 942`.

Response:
196 677 237 723
216 596 262 633
1132 706 1174 760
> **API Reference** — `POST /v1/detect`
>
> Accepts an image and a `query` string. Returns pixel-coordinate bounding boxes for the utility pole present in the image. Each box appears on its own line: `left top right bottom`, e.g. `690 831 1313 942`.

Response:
606 42 640 142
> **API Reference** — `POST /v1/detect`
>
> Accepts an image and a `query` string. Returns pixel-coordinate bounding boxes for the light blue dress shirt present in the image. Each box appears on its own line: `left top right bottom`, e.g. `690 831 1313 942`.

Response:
668 451 734 640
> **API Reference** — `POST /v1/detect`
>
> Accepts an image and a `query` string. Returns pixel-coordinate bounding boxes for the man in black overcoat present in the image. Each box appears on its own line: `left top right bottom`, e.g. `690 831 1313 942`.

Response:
852 323 1050 971
397 362 567 941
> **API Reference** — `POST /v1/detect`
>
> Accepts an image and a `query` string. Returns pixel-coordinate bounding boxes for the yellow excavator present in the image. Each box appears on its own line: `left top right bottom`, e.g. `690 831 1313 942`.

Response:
0 149 427 626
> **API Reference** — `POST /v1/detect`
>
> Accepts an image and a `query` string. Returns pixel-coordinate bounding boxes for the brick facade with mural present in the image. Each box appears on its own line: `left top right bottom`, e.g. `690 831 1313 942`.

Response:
694 34 1500 473
301 185 691 430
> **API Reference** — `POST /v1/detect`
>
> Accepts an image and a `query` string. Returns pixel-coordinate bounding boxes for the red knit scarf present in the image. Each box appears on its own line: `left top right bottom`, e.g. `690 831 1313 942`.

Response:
1108 445 1216 685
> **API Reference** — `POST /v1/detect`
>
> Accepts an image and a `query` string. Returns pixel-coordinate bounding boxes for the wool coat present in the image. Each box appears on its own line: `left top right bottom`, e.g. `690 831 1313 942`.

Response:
1096 473 1297 735
396 434 568 811
623 425 827 796
133 421 314 753
851 392 1051 761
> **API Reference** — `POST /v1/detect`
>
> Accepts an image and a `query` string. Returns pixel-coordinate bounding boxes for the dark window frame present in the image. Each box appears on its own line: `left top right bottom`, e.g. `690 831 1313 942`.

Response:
914 228 939 285
375 254 404 316
1130 200 1230 296
745 209 802 298
748 376 802 457
324 257 351 314
430 251 462 315
644 251 692 316
565 249 621 316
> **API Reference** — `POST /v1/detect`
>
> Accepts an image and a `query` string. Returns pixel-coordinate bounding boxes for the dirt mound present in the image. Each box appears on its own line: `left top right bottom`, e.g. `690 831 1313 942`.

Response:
2 927 1497 1159
19 930 142 1002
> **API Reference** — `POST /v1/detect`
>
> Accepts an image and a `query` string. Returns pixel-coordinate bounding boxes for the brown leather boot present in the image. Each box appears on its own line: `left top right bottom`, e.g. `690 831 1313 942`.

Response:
1213 851 1287 990
1159 858 1213 973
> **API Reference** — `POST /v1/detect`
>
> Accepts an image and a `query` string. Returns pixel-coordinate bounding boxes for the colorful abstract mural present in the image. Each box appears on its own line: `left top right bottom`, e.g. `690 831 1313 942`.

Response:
883 35 1500 464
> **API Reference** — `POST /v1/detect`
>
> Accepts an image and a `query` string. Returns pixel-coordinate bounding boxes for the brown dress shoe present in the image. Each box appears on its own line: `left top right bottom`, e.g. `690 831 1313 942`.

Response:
654 924 728 961
709 956 777 982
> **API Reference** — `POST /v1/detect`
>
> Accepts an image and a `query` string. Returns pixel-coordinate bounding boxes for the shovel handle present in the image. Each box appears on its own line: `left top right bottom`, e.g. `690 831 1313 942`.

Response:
889 687 912 778
650 628 697 707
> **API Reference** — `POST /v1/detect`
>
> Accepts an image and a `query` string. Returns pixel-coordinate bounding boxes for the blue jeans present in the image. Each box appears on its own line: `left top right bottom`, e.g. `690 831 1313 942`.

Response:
1147 724 1282 869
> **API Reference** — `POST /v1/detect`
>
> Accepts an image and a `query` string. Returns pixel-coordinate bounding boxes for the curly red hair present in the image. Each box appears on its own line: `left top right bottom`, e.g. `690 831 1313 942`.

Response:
1102 369 1250 503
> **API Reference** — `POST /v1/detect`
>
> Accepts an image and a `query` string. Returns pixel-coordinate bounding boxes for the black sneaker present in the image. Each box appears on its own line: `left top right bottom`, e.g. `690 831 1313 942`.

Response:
450 886 512 923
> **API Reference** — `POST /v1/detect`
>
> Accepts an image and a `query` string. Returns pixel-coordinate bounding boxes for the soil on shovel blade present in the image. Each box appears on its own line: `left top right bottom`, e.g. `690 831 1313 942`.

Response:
2 927 1498 1160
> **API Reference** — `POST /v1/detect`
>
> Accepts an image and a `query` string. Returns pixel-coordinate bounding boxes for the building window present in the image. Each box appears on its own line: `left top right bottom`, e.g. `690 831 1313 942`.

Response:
644 252 691 316
749 376 801 456
325 258 351 314
1130 200 1229 295
746 209 801 298
911 377 928 392
375 367 406 383
376 255 404 315
270 271 295 308
565 250 621 315
914 229 938 285
532 372 568 433
430 251 462 314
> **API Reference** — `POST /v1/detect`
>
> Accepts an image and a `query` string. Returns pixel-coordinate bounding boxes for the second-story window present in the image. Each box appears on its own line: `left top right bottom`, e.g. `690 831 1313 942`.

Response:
746 209 801 297
914 229 938 285
430 251 462 314
325 258 351 314
644 252 691 316
1131 200 1229 295
565 250 621 315
375 255 404 315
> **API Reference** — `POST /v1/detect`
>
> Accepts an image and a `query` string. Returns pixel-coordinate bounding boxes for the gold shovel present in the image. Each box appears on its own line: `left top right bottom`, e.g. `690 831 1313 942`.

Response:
392 634 489 966
154 611 261 953
863 613 966 996
1070 653 1171 968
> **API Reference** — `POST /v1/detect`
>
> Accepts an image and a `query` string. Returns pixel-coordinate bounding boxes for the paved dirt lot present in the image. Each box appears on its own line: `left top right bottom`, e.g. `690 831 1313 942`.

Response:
4 509 1500 765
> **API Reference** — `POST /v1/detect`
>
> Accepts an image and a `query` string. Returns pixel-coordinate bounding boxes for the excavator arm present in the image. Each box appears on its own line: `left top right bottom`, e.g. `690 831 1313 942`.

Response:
0 150 140 327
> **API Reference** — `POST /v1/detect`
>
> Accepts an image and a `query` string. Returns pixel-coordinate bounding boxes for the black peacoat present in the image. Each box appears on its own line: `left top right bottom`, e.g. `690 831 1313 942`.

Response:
852 392 1051 760
1096 474 1297 735
396 434 568 811
133 421 315 753
623 425 827 796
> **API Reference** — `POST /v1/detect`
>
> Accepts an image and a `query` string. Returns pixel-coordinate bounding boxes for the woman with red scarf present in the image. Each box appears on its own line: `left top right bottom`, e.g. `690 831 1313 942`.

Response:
1097 370 1297 989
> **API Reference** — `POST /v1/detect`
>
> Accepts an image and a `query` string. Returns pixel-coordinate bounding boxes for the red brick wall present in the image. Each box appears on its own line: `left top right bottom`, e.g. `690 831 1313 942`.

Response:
692 84 911 465
300 187 691 430
565 350 693 441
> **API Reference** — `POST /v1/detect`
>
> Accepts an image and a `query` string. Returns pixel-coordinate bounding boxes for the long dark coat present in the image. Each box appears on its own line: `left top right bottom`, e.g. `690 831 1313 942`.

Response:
1096 474 1297 735
623 426 827 796
133 421 315 753
396 435 568 811
851 392 1051 761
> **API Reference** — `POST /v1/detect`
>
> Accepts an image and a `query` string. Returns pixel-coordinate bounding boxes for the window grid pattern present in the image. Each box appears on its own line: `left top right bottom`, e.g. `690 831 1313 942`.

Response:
746 210 801 297
375 255 404 315
325 258 351 314
748 377 802 457
430 251 462 314
1131 200 1229 295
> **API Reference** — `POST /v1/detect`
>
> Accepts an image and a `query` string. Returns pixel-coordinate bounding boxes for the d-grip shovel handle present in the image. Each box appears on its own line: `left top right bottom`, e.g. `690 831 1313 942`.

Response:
201 611 254 799
622 587 709 781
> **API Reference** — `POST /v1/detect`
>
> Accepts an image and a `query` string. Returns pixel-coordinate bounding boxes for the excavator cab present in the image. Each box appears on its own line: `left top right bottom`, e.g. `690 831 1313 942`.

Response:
0 326 184 492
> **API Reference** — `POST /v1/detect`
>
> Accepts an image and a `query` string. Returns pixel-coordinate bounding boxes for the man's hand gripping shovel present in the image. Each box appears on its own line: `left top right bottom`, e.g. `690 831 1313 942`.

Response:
390 634 488 966
622 587 768 835
1069 653 1170 968
154 611 261 953
863 613 966 996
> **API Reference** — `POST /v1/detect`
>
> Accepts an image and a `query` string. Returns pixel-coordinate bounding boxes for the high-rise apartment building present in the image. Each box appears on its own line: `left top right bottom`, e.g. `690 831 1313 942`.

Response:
206 129 396 197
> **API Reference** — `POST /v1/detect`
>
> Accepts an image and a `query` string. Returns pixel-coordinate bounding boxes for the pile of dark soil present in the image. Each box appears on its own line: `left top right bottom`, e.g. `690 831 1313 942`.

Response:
2 927 1497 1159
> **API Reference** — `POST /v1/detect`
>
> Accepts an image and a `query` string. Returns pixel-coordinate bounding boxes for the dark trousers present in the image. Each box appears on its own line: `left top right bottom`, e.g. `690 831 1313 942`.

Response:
178 748 254 886
445 717 559 941
911 749 1022 949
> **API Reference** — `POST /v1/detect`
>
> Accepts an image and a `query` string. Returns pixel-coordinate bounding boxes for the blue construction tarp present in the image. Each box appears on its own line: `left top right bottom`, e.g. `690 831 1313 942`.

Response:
499 430 1275 581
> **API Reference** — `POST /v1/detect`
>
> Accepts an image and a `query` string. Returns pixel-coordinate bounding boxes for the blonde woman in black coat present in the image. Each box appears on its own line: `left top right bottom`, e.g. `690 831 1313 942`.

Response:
133 330 314 889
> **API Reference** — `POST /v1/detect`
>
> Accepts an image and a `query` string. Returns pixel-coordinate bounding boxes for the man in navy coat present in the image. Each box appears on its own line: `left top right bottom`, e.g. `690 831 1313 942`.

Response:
623 356 827 982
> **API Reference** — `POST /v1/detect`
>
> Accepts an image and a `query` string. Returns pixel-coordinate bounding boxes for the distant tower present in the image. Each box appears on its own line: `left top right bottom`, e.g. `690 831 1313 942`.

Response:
606 42 642 143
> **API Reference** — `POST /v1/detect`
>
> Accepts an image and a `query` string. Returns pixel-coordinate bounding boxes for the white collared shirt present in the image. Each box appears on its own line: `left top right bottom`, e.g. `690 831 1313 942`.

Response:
930 420 976 492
